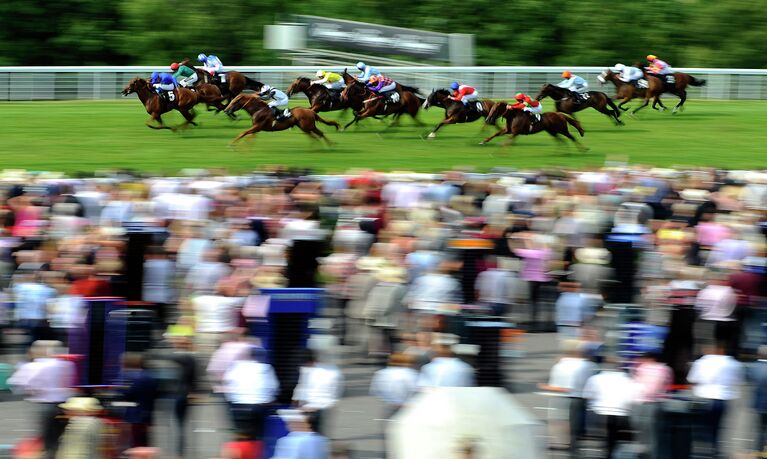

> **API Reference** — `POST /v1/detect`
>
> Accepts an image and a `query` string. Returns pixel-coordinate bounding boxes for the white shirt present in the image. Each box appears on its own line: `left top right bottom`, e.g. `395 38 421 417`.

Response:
13 282 57 321
48 295 86 329
548 357 598 398
475 269 514 305
418 357 476 388
192 295 242 333
207 341 253 388
583 370 635 416
272 431 329 459
8 358 76 403
176 238 211 270
688 354 744 401
695 284 736 321
293 365 343 410
142 259 175 304
407 274 462 311
370 367 419 405
223 360 279 404
185 262 231 293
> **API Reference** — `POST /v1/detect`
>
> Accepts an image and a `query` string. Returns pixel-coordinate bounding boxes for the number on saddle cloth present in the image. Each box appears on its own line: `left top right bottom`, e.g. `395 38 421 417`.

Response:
167 91 176 102
219 73 227 83
383 91 399 103
665 75 676 84
637 79 649 89
474 102 484 113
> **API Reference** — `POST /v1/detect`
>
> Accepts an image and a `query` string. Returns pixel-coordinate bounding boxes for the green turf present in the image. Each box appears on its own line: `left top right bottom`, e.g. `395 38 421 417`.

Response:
0 99 765 174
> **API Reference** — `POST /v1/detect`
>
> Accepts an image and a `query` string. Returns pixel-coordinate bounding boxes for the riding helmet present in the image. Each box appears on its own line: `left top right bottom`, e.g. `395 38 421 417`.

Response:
316 70 324 78
514 93 525 101
260 84 272 94
356 61 366 70
562 70 572 78
170 63 180 71
647 55 657 61
450 82 460 90
198 53 207 62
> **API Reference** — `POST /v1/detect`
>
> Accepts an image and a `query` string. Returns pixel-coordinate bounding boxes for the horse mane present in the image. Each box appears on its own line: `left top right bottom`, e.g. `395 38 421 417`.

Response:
298 76 311 83
434 88 450 96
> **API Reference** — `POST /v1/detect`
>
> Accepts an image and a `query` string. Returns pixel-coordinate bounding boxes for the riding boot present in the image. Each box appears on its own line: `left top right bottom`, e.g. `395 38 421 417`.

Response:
271 107 280 127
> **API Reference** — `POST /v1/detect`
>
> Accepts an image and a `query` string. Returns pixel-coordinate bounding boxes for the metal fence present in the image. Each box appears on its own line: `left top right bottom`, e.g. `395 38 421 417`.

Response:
1 66 767 101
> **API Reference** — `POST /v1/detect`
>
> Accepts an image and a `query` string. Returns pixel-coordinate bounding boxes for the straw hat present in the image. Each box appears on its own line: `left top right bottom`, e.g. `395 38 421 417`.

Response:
59 397 103 413
679 189 711 202
355 256 388 272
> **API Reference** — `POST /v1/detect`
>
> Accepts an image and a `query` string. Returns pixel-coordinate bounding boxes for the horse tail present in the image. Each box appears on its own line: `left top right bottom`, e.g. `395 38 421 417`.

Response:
688 76 706 87
401 85 423 97
244 77 263 91
315 114 340 131
563 114 585 137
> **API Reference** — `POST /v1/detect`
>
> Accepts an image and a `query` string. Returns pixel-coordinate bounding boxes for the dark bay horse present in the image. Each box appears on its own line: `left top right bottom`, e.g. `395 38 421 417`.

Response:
340 78 424 128
481 103 586 150
422 89 495 138
286 77 350 113
222 94 340 145
122 77 222 129
194 68 263 103
535 84 623 125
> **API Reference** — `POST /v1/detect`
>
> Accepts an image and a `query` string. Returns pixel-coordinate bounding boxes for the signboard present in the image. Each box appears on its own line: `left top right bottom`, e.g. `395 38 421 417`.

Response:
296 15 451 60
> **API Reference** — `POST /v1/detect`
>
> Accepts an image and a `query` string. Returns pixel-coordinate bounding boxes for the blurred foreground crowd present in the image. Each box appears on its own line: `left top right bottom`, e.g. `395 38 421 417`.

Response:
0 165 766 458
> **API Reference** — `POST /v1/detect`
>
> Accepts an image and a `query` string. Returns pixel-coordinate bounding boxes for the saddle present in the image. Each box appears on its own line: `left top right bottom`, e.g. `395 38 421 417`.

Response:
327 89 343 106
159 90 177 106
466 101 485 115
382 91 400 104
271 107 292 122
572 92 590 104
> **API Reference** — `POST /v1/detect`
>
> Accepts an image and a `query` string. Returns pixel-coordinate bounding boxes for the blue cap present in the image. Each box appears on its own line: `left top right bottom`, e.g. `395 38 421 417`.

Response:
197 53 207 62
150 72 159 82
450 82 460 90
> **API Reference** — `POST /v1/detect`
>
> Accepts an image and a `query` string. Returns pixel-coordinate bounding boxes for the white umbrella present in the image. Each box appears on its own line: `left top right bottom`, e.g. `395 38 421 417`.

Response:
387 387 544 459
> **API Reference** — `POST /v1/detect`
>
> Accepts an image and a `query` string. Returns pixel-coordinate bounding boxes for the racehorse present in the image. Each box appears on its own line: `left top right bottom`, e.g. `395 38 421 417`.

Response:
598 68 705 114
222 94 340 145
340 76 424 128
286 77 350 113
422 89 496 138
481 102 586 150
194 68 263 103
121 77 224 129
535 84 623 125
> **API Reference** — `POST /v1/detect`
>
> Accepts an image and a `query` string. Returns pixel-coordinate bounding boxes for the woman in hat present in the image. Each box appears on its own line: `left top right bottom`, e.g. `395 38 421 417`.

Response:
55 397 104 459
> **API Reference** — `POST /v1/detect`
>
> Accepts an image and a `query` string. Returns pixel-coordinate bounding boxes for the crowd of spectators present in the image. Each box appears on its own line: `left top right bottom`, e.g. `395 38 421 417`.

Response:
0 164 766 458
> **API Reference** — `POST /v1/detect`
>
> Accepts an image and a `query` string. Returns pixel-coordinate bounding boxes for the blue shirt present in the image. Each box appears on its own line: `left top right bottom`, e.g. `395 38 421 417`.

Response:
272 431 328 459
357 66 381 82
153 73 177 86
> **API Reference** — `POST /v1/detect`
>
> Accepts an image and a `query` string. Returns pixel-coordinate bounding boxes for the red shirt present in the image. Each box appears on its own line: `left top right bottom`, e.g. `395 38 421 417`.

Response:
452 85 476 101
69 277 112 297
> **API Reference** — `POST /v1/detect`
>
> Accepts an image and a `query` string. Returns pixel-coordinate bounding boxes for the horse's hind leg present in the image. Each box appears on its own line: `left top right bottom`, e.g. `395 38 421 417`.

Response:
479 127 508 145
560 130 588 152
231 125 260 145
146 113 171 130
311 127 333 146
673 91 686 114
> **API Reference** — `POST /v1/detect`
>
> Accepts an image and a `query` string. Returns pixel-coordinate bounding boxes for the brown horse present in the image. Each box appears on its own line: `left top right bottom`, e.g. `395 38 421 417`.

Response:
222 94 340 145
193 67 263 103
286 77 351 113
535 84 623 125
340 78 424 128
422 89 495 138
481 102 586 150
598 68 705 114
121 77 222 129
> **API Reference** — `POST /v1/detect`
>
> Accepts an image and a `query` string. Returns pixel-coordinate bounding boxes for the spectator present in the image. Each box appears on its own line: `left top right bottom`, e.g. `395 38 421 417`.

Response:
223 346 279 441
418 335 475 388
165 335 199 458
362 266 408 359
554 282 594 342
474 256 516 317
687 342 745 458
142 246 175 327
292 350 344 435
370 353 419 418
539 340 598 452
510 232 553 331
13 272 57 343
55 397 105 459
748 345 767 454
8 341 75 459
119 352 158 448
583 360 635 459
272 409 329 459
631 352 673 458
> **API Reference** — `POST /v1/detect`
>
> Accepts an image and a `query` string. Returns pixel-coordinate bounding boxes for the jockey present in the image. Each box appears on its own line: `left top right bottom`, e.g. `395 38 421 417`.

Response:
449 82 479 106
198 53 225 81
258 84 290 126
646 55 672 76
150 71 178 101
356 61 381 83
509 93 543 117
312 70 345 91
557 70 589 100
171 62 198 88
612 63 644 84
366 75 398 103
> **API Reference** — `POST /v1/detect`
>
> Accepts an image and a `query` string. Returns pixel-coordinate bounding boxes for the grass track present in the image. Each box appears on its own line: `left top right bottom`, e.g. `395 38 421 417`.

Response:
0 99 765 174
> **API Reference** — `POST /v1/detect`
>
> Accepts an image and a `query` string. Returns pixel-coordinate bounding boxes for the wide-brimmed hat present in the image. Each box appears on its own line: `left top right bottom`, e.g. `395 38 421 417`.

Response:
59 397 103 413
277 409 307 423
679 189 711 202
355 256 388 272
574 247 611 265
